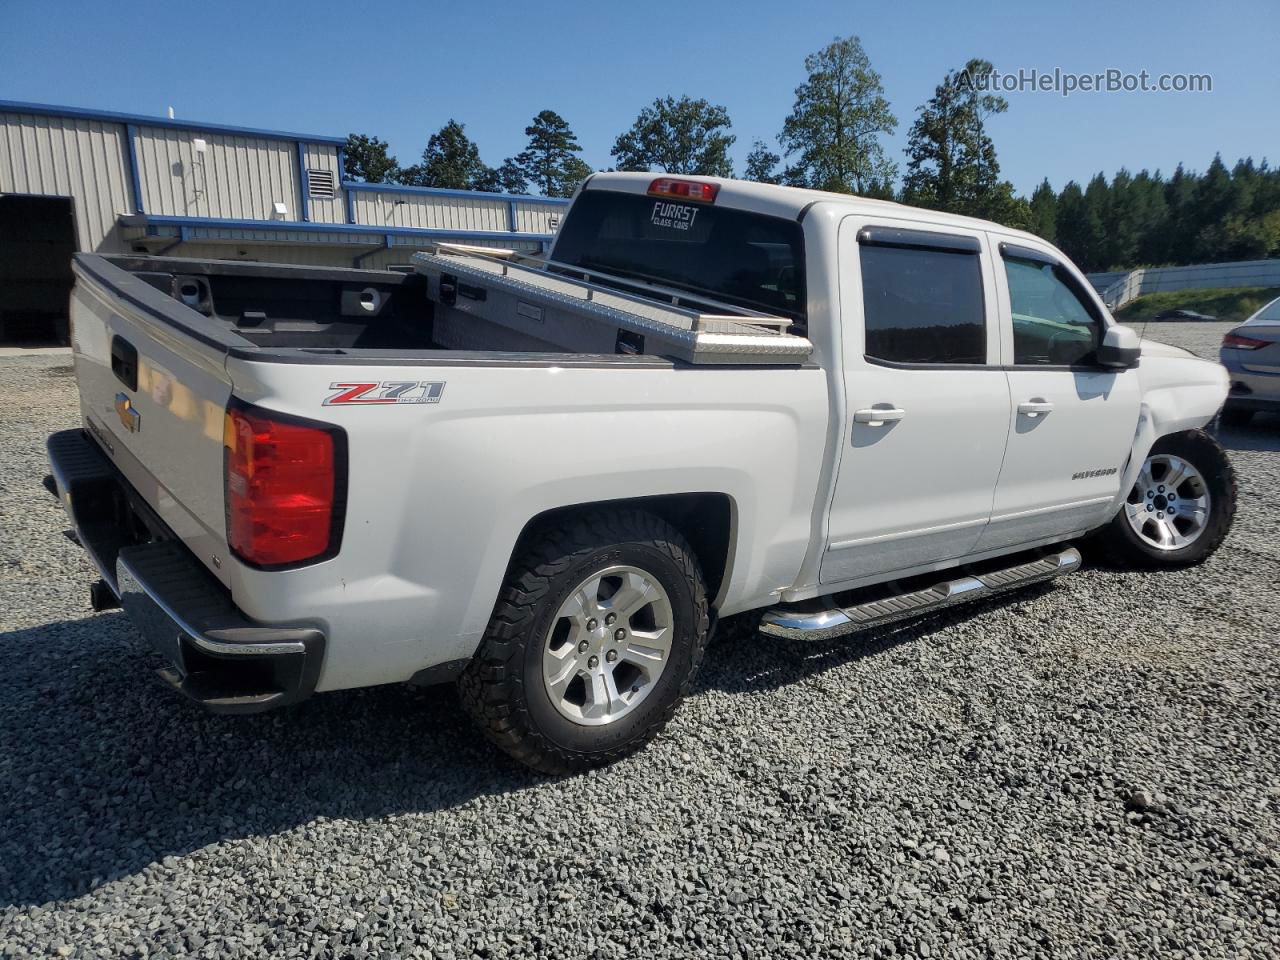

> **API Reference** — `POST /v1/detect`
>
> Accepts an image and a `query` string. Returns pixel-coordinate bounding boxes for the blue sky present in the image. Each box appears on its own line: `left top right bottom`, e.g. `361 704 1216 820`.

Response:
3 0 1276 195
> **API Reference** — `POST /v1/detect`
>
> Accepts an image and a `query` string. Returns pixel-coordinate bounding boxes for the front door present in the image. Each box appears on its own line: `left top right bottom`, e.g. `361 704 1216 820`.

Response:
977 240 1141 552
822 220 1010 585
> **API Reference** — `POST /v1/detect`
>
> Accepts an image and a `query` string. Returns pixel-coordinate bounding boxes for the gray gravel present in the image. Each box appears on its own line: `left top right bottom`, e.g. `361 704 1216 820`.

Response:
2 333 1279 959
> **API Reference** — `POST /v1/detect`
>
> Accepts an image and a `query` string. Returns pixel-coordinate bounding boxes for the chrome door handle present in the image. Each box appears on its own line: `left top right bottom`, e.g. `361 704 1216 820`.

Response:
1017 399 1055 418
853 406 906 426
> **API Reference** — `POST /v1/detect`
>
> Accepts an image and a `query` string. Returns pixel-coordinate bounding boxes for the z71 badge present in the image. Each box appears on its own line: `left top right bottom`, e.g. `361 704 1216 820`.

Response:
323 381 445 406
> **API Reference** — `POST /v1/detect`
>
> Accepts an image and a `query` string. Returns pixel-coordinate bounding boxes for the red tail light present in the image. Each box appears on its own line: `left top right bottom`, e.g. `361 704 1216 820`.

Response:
223 402 345 568
647 177 719 203
1223 332 1269 350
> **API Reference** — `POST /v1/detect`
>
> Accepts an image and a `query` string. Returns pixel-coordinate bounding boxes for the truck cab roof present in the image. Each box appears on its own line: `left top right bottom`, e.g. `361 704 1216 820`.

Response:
581 171 1047 248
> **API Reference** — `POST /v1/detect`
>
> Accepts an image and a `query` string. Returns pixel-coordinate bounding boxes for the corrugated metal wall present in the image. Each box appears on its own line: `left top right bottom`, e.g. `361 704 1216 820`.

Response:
134 125 298 221
301 142 344 224
349 189 511 232
0 110 133 251
2 105 565 273
513 201 563 236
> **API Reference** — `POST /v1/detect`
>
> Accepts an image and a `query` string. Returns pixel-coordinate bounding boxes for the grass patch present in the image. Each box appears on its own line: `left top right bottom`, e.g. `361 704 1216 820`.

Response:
1116 286 1280 325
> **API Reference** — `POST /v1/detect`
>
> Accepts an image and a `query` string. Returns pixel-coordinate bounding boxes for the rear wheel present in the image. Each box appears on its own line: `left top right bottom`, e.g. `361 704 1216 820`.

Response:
1098 429 1236 568
459 509 708 774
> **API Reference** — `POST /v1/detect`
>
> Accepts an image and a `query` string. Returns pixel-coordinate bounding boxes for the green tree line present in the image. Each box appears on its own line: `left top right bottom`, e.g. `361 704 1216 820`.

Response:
343 35 1280 271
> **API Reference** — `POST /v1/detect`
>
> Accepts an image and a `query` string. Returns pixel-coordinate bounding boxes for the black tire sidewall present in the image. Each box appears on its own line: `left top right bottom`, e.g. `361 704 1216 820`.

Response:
518 539 701 757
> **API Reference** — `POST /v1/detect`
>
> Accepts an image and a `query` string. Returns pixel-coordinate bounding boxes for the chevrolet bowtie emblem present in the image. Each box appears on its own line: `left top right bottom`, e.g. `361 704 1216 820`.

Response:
114 393 140 433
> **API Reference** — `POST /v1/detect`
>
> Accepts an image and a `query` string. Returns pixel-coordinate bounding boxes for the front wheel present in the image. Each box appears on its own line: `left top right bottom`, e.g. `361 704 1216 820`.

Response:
459 509 708 774
1097 429 1236 568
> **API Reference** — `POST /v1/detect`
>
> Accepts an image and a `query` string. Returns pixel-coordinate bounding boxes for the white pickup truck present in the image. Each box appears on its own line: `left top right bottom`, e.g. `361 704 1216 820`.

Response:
48 172 1236 773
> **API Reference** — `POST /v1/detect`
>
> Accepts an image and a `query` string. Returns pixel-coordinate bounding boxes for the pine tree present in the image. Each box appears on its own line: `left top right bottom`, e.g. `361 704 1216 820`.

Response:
1055 181 1101 270
1101 169 1140 269
744 141 782 184
779 35 897 193
474 159 528 195
1079 174 1111 271
901 59 1010 216
343 134 400 184
1189 154 1235 261
1162 164 1200 264
400 120 488 190
559 157 593 196
611 96 735 176
1028 179 1057 243
513 110 592 197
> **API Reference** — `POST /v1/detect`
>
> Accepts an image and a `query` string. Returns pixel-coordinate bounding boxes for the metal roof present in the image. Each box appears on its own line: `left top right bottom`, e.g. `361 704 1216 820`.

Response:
0 99 347 145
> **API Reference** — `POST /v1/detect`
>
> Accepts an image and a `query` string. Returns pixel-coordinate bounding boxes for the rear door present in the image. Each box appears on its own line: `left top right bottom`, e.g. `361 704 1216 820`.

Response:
976 239 1141 552
822 219 1010 584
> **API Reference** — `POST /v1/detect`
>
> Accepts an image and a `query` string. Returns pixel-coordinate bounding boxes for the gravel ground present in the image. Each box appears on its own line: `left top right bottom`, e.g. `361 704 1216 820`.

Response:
1 326 1278 959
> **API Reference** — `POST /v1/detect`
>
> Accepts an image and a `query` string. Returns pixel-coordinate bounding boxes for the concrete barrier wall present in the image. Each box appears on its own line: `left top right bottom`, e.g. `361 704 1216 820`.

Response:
1089 259 1280 309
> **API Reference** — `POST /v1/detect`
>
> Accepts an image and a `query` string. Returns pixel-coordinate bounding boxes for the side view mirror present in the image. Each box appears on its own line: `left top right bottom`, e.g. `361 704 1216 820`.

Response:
1097 324 1141 369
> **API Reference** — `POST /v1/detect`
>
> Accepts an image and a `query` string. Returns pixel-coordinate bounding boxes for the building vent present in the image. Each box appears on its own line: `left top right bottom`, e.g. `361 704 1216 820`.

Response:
306 169 336 199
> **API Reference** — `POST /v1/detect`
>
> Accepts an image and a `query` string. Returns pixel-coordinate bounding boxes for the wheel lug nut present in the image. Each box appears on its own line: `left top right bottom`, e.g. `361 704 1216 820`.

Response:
1158 485 1165 492
586 618 598 631
588 655 599 669
1158 512 1164 519
615 628 628 641
578 640 589 654
606 650 618 663
1147 491 1154 498
605 613 617 626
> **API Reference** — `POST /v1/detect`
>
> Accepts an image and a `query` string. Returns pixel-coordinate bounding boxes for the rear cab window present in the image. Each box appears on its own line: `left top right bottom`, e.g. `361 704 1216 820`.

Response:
551 189 807 329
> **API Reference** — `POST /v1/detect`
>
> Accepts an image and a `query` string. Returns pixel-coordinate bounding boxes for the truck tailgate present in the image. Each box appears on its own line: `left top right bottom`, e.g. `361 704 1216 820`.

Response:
70 255 235 587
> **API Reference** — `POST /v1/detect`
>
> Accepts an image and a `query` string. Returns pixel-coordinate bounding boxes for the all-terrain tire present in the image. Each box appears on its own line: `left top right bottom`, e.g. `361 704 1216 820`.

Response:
1096 428 1236 569
458 509 709 775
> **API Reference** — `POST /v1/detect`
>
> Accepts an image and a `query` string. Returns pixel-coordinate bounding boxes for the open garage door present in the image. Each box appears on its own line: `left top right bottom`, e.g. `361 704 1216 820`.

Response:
0 194 76 345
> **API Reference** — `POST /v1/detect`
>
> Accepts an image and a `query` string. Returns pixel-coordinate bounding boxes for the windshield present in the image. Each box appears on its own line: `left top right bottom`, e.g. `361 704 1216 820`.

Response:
551 190 807 325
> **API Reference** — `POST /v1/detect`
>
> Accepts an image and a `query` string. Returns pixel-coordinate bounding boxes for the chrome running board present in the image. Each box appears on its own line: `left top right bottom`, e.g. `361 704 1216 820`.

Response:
759 547 1081 641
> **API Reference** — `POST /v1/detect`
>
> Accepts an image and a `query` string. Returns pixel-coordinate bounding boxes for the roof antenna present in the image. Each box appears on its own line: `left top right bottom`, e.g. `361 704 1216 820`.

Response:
167 106 175 119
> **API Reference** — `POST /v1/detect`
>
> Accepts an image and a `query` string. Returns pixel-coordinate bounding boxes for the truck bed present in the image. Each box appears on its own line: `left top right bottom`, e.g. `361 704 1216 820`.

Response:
77 254 440 353
75 252 813 366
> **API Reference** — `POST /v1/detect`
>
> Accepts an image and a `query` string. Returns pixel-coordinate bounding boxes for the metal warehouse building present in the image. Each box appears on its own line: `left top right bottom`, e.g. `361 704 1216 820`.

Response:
0 100 568 342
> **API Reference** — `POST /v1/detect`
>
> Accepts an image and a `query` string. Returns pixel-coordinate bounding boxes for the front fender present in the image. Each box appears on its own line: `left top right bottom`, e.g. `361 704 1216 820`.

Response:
1112 353 1228 512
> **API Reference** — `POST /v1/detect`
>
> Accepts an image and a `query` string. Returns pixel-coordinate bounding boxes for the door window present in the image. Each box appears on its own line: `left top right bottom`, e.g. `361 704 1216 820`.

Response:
1003 255 1103 366
859 241 986 364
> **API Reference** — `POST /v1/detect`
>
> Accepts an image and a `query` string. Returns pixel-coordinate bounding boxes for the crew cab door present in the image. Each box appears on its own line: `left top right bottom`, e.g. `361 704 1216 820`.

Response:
822 220 1010 584
976 239 1141 552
